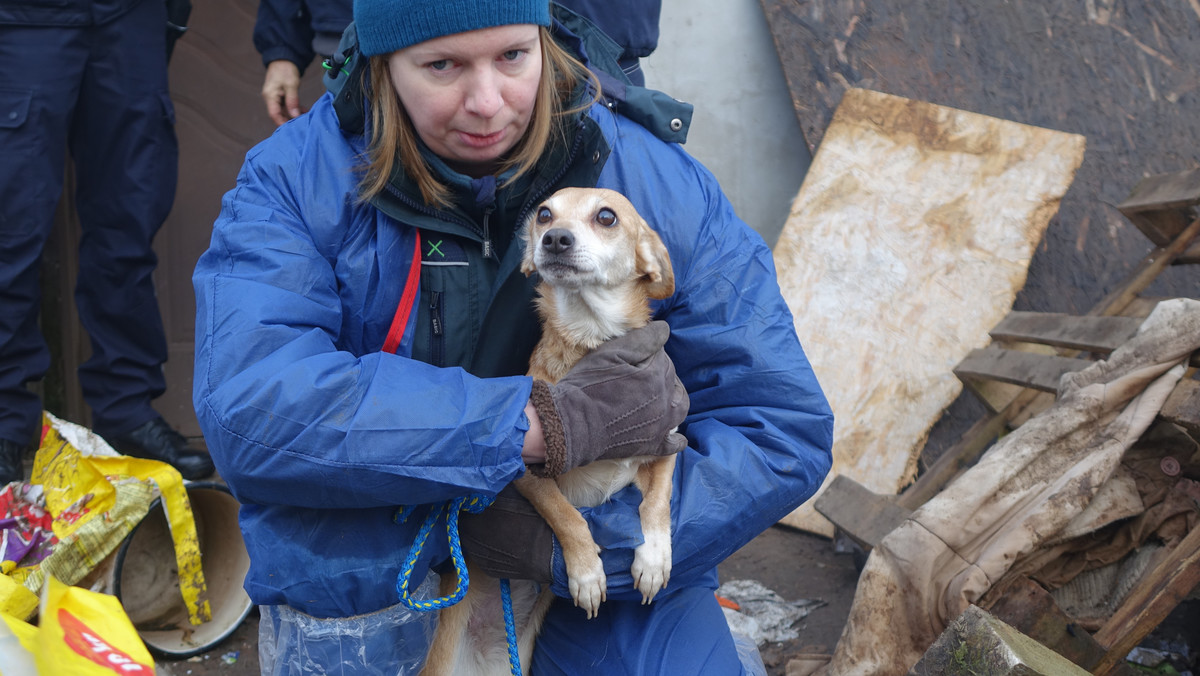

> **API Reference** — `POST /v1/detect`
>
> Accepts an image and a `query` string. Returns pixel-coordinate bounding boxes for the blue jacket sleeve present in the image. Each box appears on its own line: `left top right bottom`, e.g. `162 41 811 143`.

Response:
192 112 530 511
553 129 835 600
253 0 315 70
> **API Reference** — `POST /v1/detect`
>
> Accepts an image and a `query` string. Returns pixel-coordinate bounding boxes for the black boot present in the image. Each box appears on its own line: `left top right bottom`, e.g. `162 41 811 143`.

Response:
106 417 216 481
0 439 25 486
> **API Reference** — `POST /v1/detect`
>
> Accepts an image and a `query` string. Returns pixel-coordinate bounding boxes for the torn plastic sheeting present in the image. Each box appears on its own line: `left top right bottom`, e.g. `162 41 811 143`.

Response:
718 579 825 646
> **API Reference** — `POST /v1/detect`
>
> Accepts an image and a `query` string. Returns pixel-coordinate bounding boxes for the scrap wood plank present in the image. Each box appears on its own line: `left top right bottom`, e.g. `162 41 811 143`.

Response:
1090 523 1200 676
965 313 1200 398
989 313 1142 353
814 475 911 551
954 347 1093 393
1160 379 1200 439
1117 168 1200 248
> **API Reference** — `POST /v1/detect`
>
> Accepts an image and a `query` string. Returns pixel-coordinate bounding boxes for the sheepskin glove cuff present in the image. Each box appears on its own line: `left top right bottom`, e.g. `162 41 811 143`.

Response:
459 485 554 583
527 320 689 478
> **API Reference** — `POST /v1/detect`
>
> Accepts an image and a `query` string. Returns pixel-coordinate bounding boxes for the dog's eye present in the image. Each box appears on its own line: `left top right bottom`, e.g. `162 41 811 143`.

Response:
536 207 552 224
596 208 617 227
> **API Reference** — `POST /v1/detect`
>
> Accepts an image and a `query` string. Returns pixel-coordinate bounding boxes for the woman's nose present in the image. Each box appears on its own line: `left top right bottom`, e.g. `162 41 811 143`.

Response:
464 70 504 118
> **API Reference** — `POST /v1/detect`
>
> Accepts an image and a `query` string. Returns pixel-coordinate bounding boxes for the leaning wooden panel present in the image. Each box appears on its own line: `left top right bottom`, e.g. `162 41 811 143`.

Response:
773 88 1086 535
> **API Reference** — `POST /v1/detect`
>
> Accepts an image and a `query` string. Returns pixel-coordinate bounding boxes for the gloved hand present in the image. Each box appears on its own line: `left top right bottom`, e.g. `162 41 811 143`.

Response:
528 320 689 478
459 485 555 583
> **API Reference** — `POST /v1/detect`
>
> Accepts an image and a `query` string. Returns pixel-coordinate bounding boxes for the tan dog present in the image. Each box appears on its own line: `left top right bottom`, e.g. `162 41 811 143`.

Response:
421 187 678 676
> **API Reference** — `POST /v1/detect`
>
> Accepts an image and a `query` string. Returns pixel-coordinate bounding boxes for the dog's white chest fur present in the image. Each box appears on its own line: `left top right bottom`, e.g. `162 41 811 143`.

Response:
555 458 644 508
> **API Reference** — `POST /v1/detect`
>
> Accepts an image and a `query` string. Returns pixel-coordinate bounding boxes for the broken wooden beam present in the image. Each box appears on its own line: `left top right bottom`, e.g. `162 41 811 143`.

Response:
813 474 912 550
1117 168 1200 247
988 313 1142 353
909 605 1091 675
1160 379 1200 439
954 347 1093 393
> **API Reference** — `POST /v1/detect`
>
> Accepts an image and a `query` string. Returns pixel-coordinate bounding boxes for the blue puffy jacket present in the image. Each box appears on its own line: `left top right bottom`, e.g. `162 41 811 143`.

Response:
193 10 832 629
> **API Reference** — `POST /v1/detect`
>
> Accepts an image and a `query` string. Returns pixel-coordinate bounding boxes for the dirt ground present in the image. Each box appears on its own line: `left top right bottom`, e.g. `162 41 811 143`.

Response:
151 524 861 676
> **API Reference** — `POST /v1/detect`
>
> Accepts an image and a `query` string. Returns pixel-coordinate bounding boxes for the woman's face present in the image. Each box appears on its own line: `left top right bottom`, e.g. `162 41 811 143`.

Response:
388 25 543 177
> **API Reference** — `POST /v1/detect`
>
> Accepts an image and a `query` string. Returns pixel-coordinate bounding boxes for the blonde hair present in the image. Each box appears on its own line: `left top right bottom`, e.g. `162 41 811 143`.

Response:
359 27 599 208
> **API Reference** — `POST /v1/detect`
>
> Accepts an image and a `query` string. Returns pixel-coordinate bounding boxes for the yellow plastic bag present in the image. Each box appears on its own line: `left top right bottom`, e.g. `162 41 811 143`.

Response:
24 575 155 675
0 606 38 675
2 413 210 626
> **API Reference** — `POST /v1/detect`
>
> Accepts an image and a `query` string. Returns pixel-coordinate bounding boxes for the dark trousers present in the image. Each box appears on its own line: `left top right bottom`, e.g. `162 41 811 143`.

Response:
0 0 176 445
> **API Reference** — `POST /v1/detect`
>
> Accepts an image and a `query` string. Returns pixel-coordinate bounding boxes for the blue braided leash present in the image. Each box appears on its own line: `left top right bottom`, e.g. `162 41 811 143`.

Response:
396 496 524 676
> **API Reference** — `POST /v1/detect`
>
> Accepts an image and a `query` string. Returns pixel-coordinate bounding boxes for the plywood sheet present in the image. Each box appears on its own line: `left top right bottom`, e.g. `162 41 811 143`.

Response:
775 89 1085 535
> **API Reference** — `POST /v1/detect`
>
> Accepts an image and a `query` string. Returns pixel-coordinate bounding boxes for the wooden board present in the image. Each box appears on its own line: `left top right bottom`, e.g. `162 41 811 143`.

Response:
954 347 1093 394
988 313 1142 353
813 475 911 550
772 88 1085 535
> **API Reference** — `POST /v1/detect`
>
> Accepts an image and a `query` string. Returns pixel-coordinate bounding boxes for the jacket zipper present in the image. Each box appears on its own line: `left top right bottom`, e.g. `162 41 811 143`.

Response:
430 291 445 366
481 206 496 260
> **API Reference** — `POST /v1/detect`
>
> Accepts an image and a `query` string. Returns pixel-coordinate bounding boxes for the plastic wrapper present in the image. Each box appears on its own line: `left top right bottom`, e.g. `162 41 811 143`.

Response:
258 573 440 676
732 629 768 676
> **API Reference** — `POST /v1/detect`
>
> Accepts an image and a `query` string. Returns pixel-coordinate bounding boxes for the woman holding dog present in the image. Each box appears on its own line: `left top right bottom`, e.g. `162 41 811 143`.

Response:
192 1 833 673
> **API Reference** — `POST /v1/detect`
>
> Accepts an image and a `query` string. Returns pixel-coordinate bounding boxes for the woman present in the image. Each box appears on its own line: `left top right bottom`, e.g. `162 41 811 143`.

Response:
192 1 833 674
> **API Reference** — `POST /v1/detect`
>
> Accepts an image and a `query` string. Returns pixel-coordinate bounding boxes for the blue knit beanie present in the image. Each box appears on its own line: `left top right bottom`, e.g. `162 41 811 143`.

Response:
354 0 552 57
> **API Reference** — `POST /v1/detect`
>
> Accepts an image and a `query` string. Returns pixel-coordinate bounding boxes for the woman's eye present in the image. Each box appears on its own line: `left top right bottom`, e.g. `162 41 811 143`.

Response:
537 207 552 224
427 59 451 72
501 49 526 62
596 208 617 227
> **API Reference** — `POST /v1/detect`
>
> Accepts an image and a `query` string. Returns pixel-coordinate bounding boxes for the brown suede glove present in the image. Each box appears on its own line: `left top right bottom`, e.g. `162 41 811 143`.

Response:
459 485 555 583
527 320 689 478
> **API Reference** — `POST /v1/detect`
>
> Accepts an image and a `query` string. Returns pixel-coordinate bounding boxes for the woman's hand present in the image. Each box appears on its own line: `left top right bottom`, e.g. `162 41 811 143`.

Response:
526 321 689 477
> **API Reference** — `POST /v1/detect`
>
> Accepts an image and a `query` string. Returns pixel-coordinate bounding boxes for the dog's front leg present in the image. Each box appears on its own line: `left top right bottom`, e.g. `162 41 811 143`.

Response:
513 474 606 619
631 453 676 604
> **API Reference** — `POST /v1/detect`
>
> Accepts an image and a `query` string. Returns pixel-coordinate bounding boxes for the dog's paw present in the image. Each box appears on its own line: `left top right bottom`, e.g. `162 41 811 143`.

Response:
567 551 606 620
631 530 671 604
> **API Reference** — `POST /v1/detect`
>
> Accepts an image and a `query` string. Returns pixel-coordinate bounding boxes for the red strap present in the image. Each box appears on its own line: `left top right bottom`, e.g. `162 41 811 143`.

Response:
383 232 422 354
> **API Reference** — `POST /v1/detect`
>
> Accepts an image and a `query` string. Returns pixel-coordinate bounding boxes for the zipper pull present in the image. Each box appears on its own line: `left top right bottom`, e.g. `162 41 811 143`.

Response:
430 292 443 337
481 207 496 260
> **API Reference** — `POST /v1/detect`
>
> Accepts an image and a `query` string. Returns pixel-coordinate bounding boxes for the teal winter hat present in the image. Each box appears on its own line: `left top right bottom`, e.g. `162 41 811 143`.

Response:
354 0 552 56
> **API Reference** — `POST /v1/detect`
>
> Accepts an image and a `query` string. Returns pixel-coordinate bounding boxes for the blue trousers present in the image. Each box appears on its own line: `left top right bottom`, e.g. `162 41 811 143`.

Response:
0 0 176 444
532 585 750 675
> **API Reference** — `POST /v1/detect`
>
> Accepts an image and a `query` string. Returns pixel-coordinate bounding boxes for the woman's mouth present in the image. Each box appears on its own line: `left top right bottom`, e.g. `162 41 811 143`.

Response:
457 129 505 149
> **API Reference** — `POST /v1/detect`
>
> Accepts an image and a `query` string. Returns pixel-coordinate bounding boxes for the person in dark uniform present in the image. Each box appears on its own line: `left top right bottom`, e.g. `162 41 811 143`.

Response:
0 0 215 483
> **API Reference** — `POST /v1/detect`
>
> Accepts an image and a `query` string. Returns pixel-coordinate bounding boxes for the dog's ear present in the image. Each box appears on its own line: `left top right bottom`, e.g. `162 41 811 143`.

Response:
635 220 675 300
520 211 538 277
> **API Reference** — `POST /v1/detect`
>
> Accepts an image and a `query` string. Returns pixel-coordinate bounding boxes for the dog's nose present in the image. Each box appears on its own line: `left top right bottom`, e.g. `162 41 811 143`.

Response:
541 228 574 254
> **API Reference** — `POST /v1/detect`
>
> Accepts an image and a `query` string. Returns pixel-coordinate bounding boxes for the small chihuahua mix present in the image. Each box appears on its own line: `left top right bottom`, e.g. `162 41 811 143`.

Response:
420 188 678 676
